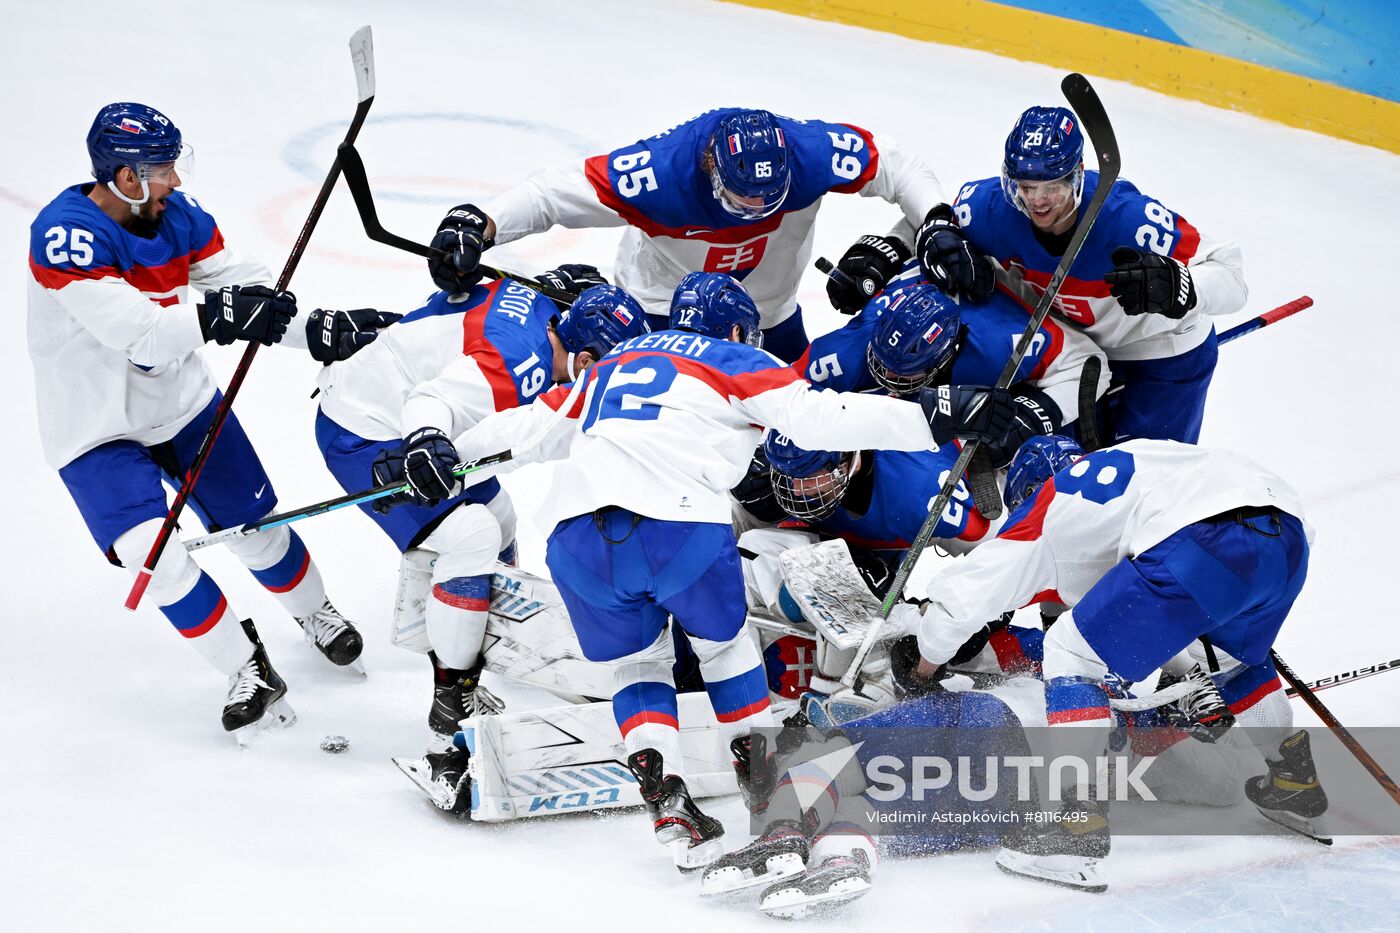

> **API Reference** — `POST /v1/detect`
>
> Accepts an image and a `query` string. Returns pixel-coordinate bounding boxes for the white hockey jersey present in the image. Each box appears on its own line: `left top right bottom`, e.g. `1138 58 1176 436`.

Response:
316 279 560 442
27 185 277 468
453 330 938 533
914 440 1313 665
483 109 944 328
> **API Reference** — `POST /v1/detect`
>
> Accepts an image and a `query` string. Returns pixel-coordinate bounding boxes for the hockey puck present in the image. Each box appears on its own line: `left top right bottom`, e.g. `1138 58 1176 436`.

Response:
320 735 350 754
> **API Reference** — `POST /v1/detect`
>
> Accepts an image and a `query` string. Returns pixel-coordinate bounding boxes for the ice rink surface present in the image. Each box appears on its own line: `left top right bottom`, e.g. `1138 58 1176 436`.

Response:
3 1 1399 929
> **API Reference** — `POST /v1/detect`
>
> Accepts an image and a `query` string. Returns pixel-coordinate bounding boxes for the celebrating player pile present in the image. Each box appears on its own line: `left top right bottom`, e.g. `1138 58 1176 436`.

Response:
28 65 1357 922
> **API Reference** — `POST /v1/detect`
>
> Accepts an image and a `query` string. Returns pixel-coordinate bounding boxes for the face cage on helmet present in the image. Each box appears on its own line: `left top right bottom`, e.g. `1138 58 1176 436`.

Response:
770 457 854 522
866 343 951 397
708 157 789 221
1000 163 1083 220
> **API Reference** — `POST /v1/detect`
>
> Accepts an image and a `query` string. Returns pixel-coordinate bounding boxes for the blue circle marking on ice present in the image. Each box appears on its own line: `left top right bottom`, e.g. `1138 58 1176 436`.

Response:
281 112 596 203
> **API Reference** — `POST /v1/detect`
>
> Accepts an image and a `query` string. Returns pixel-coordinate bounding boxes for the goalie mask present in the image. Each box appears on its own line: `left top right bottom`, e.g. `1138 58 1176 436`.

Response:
867 284 961 396
1003 434 1083 512
764 432 856 522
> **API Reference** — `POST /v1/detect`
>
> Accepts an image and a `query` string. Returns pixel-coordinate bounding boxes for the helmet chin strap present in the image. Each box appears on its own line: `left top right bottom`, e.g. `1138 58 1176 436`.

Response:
567 351 579 380
107 177 151 215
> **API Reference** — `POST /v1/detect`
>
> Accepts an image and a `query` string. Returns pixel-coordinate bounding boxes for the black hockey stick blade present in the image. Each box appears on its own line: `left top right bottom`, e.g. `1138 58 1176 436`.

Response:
338 142 440 259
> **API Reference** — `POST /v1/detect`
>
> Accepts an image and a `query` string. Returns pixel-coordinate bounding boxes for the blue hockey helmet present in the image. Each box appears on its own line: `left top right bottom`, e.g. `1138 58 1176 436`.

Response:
87 102 188 184
867 284 961 396
1001 106 1085 219
764 432 855 522
555 285 651 369
709 110 791 221
1004 434 1084 512
669 272 763 346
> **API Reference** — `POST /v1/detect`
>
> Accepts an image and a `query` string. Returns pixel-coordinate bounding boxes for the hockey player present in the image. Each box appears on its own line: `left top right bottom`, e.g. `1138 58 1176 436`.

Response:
27 102 394 740
796 276 1108 515
922 106 1247 442
425 108 945 362
900 434 1321 890
446 271 1019 868
315 274 649 750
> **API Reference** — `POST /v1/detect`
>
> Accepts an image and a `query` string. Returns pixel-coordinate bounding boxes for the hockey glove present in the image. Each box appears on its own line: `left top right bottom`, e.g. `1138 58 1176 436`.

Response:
401 427 462 506
731 446 786 524
306 308 403 364
535 263 608 296
1104 246 1196 319
915 204 996 303
429 203 492 293
200 284 296 346
826 234 912 314
890 635 944 698
370 447 414 514
980 387 1064 468
919 384 1017 447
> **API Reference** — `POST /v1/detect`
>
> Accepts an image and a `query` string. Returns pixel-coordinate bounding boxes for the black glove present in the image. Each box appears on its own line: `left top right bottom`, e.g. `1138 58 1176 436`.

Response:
199 284 296 346
731 446 786 523
1104 246 1196 318
306 308 403 364
370 447 414 514
400 427 461 506
826 235 911 314
535 263 608 296
851 549 896 600
890 635 943 698
919 384 1017 446
980 387 1064 468
947 612 1014 667
915 204 996 302
429 203 492 293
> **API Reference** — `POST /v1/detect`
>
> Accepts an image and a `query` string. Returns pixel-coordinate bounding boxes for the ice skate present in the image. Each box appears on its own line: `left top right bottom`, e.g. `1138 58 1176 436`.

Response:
429 656 503 738
222 620 296 747
1161 663 1235 742
701 821 810 897
995 794 1110 893
626 748 724 872
1246 730 1332 844
295 599 366 673
393 747 472 815
759 849 872 919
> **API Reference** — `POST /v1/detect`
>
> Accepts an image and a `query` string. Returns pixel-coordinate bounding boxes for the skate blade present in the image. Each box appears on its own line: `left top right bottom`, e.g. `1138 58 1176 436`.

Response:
391 757 460 812
701 851 806 897
760 874 872 919
994 848 1107 893
669 835 725 873
232 698 297 748
1254 804 1333 845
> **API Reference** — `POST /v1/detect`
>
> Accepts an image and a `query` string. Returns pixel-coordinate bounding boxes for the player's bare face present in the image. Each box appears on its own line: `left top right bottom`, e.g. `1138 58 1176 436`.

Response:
138 163 182 221
1018 177 1076 233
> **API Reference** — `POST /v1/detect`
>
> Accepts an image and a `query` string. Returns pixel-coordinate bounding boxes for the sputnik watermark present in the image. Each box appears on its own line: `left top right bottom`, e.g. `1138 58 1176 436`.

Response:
864 754 1158 803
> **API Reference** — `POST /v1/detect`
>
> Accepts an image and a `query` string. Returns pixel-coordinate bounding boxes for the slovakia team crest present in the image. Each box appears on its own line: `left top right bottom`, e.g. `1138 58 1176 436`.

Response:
922 322 944 344
1059 115 1075 135
119 118 146 134
611 303 634 326
764 635 817 699
703 236 768 280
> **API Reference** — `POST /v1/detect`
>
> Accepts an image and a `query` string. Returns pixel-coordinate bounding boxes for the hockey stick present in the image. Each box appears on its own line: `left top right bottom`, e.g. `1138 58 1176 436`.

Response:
1271 650 1400 808
125 27 377 611
335 142 578 306
181 452 513 552
1285 655 1400 697
840 73 1120 690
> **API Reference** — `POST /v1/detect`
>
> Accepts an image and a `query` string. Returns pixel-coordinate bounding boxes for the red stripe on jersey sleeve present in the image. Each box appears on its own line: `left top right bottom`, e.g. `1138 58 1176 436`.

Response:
1017 265 1112 299
190 225 226 264
830 124 880 194
958 508 990 542
725 364 804 400
460 280 520 412
538 382 586 419
583 153 632 221
1026 587 1064 606
1027 315 1067 383
792 345 813 379
28 254 119 289
1172 215 1202 264
999 480 1056 542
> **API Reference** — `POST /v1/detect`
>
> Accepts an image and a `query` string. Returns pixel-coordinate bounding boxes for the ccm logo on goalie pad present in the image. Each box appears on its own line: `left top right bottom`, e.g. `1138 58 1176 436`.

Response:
490 573 546 622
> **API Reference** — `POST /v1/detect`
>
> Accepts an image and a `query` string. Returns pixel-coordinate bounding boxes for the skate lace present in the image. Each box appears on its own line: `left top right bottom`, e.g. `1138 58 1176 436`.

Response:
1178 666 1227 720
226 655 270 705
463 683 505 716
299 601 348 648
